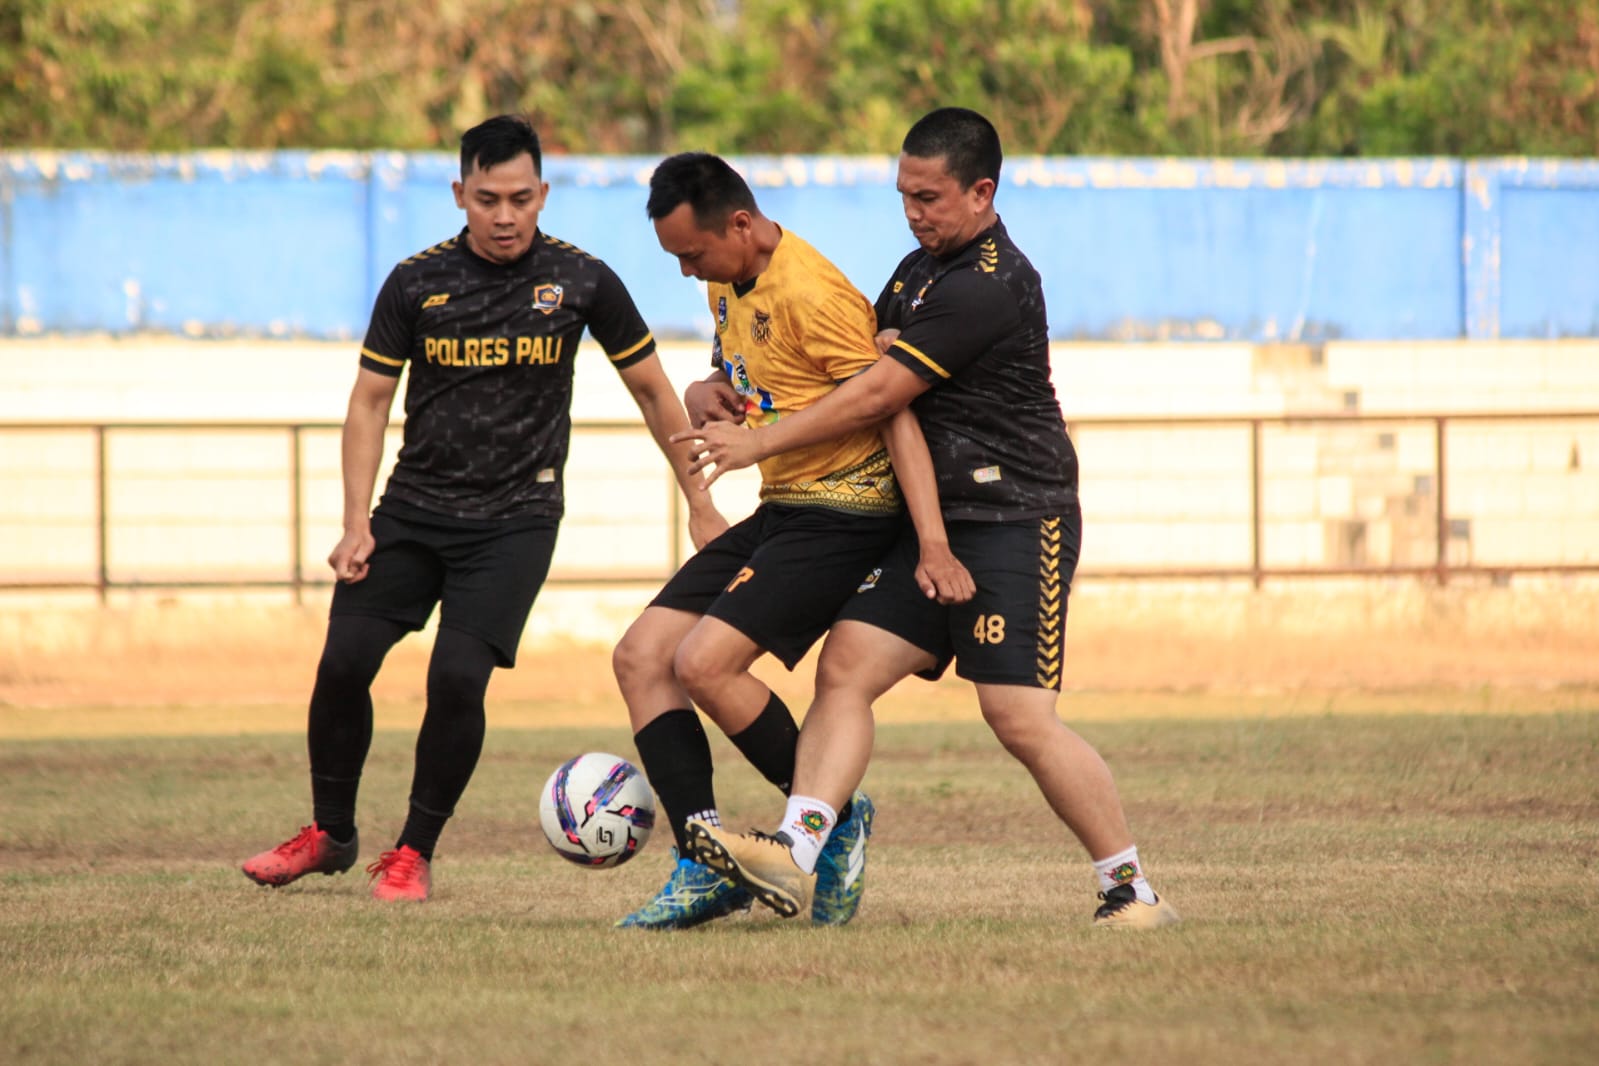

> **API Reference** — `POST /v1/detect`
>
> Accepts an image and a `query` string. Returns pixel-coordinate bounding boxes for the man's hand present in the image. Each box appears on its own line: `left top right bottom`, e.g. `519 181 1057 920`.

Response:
328 526 375 583
684 378 745 428
914 542 976 605
670 420 763 485
874 328 901 355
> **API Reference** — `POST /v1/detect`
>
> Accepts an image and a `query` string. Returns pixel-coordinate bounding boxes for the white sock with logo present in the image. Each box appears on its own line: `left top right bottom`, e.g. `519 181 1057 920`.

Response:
1093 845 1156 904
777 795 836 875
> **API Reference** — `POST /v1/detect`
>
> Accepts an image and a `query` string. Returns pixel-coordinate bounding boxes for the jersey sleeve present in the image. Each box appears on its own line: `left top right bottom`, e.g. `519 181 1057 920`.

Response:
884 268 1021 385
793 281 879 384
587 263 658 371
359 267 414 377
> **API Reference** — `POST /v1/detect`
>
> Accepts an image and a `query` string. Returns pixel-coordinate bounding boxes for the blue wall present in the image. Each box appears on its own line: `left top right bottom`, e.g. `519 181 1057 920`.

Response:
3 152 1596 341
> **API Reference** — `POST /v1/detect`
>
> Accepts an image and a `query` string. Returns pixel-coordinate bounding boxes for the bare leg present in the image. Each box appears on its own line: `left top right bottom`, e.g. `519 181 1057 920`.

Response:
671 615 770 735
974 682 1133 860
611 605 701 731
792 620 934 811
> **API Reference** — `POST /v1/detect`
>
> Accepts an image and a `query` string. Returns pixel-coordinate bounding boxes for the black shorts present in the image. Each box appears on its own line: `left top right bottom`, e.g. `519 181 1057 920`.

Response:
330 507 558 668
836 506 1083 689
650 502 904 670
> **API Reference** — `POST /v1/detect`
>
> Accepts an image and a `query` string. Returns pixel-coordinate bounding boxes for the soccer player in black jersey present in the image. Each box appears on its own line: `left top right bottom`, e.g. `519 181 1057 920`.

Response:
241 114 726 902
613 152 970 930
675 108 1180 928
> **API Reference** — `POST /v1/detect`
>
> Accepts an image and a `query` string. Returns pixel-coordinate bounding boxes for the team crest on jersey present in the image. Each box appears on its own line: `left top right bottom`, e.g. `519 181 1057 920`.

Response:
910 282 930 310
716 296 728 333
531 284 564 315
751 310 772 345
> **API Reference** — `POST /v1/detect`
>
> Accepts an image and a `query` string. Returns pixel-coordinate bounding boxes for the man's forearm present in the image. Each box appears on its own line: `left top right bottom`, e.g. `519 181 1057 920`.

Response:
751 358 921 459
340 405 388 529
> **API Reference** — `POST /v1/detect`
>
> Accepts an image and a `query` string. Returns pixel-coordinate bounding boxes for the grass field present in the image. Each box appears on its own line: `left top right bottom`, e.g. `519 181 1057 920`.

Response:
4 681 1597 1064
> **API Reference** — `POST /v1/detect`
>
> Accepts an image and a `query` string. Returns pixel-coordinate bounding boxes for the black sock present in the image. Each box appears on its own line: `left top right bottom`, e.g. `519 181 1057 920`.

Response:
396 801 451 862
633 709 717 854
312 774 360 843
727 691 799 796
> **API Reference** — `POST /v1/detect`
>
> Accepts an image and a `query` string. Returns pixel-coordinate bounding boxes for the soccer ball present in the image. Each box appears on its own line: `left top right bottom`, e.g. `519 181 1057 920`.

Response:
538 752 656 868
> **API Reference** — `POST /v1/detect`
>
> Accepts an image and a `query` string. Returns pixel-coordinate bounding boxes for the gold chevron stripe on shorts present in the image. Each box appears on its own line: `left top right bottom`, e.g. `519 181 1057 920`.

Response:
1035 516 1063 689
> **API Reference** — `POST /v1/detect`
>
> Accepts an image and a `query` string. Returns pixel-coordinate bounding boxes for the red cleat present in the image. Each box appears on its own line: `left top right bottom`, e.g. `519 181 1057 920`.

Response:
367 845 431 902
242 823 359 887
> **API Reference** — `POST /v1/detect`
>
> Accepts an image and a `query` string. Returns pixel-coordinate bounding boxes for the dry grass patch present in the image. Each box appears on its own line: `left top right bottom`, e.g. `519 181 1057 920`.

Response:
3 713 1597 1064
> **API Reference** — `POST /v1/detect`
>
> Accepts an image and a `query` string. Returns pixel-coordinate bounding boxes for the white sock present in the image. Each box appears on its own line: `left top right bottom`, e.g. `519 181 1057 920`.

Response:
683 808 721 828
1094 845 1156 905
777 795 836 875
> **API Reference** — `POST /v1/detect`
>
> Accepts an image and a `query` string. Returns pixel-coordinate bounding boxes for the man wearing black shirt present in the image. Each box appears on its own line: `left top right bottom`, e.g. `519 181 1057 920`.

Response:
242 114 724 902
676 108 1179 928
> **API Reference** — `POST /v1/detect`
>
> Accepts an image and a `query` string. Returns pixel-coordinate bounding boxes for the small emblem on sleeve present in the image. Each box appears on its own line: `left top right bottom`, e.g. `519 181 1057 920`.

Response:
422 293 450 309
751 310 772 344
531 284 564 314
892 281 904 293
536 468 556 483
972 466 1002 484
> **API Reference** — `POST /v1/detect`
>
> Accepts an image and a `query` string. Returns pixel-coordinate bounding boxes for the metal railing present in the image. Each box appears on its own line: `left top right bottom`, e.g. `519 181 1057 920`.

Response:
1064 410 1599 587
3 411 1597 601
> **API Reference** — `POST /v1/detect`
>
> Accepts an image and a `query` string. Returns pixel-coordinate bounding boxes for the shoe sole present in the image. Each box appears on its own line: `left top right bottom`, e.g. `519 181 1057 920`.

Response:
1093 902 1182 929
683 822 803 919
616 892 752 931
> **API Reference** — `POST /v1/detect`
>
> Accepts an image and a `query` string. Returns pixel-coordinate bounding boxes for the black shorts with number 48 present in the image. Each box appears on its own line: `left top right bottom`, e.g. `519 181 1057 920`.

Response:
836 505 1083 690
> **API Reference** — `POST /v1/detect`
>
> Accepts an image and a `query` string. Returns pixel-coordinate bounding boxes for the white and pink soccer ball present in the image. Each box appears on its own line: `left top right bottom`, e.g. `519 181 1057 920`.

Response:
538 752 655 868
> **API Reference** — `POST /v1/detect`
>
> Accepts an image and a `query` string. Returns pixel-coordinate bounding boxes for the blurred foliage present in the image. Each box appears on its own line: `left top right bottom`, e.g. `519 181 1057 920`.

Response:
2 0 1595 154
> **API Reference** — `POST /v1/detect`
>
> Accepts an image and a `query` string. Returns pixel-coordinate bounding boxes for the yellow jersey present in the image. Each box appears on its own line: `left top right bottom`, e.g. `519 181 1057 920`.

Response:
707 229 900 515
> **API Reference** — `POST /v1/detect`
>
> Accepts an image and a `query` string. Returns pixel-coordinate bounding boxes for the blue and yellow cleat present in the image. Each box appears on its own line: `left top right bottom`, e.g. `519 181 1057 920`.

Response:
811 791 875 925
615 848 753 930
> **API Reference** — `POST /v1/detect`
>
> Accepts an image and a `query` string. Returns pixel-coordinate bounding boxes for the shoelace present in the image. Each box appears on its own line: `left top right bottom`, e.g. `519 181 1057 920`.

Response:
273 825 319 857
366 848 421 884
746 828 792 848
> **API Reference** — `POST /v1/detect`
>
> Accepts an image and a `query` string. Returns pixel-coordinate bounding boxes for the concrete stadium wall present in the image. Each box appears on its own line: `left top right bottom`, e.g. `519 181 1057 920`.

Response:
5 154 1599 342
2 338 1595 591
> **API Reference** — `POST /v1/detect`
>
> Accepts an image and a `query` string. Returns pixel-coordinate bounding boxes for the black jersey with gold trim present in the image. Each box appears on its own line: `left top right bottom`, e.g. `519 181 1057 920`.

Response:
874 218 1078 522
359 228 656 521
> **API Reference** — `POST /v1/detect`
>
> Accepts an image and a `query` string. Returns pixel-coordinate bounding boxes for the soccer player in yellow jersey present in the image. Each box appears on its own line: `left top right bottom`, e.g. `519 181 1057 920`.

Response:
676 109 1179 929
614 152 972 929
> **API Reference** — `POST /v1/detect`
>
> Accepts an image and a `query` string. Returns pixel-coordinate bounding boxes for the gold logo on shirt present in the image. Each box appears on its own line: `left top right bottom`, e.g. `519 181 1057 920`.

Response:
422 293 450 309
532 283 564 315
751 310 772 345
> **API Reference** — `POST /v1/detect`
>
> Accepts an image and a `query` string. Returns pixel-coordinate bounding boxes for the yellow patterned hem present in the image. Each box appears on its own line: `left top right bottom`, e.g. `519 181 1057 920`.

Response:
760 449 902 515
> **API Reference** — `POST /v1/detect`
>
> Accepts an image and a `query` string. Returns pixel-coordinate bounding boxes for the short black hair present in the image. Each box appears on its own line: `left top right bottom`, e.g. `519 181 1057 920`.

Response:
902 107 1002 191
646 152 759 231
459 114 542 180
